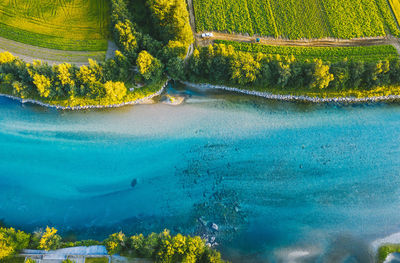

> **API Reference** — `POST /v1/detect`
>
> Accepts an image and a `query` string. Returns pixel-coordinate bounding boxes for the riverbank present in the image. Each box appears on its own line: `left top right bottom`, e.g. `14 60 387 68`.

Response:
182 81 400 103
0 80 169 110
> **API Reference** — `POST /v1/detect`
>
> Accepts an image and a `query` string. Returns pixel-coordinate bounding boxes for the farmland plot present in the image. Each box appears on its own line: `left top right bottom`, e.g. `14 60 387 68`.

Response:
214 40 399 63
388 0 400 26
0 0 110 51
194 0 400 39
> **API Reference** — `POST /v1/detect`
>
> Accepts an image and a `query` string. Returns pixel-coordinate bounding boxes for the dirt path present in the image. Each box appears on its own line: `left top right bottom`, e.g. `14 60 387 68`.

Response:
186 0 196 35
0 37 108 66
196 31 400 50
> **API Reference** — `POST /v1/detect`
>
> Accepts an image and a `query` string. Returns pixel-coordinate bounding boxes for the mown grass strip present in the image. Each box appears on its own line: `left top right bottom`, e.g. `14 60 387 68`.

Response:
214 40 399 62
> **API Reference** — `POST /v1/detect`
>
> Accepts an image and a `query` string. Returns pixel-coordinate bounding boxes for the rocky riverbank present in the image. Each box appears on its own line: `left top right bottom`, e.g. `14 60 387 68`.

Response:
0 80 169 110
182 81 400 103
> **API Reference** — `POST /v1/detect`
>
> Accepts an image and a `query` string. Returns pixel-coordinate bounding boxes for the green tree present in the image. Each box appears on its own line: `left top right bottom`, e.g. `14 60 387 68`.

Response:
33 74 52 98
104 81 127 102
105 232 126 255
347 60 365 89
310 59 334 89
147 0 193 46
166 57 185 80
39 227 62 251
230 52 260 85
0 227 30 260
12 81 30 99
136 50 163 81
115 20 138 59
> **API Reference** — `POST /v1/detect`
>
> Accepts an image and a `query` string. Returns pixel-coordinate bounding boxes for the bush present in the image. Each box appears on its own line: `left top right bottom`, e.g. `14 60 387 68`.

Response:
38 227 62 251
104 232 126 255
0 228 30 260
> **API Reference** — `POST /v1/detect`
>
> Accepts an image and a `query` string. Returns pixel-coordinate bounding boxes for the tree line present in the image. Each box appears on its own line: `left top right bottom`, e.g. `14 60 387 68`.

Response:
0 226 226 263
0 52 131 103
0 0 194 105
184 44 400 91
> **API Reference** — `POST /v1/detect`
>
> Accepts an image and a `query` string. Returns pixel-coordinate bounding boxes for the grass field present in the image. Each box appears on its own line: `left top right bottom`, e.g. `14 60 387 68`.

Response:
0 0 110 51
214 40 400 63
194 0 400 39
389 0 400 26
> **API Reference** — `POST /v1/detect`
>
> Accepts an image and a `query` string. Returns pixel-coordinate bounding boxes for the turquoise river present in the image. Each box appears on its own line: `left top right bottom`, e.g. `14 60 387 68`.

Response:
1 85 400 262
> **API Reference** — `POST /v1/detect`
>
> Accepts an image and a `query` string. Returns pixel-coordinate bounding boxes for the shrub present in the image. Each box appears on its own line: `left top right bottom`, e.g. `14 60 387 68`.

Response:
105 232 126 255
0 227 30 260
38 227 62 251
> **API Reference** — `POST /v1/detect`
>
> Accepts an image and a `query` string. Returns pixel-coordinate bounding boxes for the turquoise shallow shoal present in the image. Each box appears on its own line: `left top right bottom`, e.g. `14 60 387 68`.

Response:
1 86 400 262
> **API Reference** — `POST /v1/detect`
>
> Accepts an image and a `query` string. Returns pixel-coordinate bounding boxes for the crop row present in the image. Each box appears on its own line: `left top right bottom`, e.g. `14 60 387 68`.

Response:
194 0 400 39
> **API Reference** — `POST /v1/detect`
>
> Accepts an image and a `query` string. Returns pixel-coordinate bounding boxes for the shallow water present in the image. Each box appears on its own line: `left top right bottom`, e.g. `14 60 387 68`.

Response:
1 86 400 262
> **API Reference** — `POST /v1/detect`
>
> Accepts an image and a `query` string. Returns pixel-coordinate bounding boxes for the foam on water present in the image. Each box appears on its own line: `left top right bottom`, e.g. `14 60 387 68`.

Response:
1 88 400 262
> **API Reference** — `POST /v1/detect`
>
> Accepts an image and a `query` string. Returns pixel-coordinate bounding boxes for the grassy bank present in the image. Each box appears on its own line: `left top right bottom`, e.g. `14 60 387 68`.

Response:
378 244 400 263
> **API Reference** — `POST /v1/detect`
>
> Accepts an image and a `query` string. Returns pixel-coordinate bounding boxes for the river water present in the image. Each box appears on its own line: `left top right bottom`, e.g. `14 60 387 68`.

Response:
1 85 400 262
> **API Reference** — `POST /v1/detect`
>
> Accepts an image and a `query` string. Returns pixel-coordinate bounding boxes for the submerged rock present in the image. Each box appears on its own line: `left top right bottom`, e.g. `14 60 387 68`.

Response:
210 223 219 231
131 179 137 188
161 94 185 105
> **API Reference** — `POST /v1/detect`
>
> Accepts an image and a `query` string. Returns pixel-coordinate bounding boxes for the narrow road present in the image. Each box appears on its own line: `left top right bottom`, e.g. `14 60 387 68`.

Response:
196 31 400 49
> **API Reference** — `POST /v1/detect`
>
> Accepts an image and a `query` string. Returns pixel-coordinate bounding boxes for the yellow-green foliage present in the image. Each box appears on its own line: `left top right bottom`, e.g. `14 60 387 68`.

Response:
0 51 15 64
214 40 400 63
0 0 110 51
55 63 75 88
114 21 138 54
231 51 261 85
39 227 62 251
194 0 400 39
105 232 126 255
147 0 193 46
0 227 30 260
378 244 400 263
104 81 127 102
312 59 334 89
136 50 162 80
389 0 400 25
32 74 52 98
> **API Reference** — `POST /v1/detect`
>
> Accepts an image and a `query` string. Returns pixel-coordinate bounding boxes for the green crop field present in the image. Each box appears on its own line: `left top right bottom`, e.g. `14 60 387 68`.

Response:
0 0 110 51
214 40 399 63
194 0 400 39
